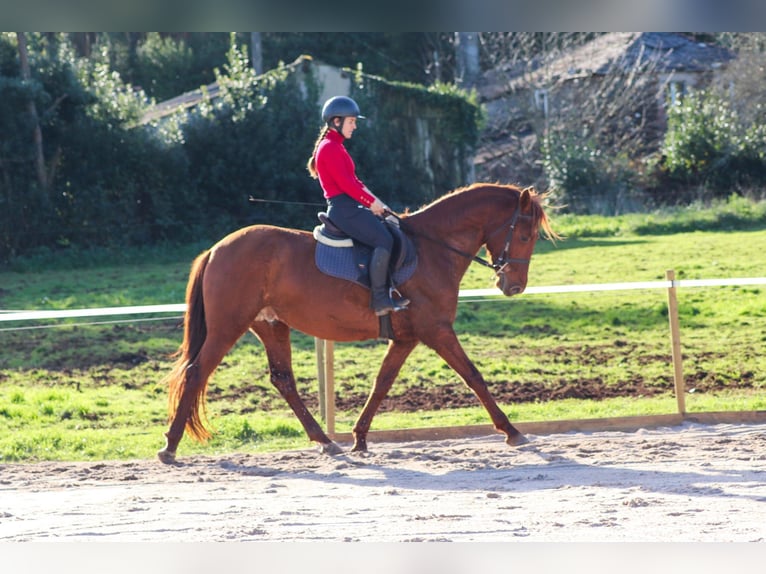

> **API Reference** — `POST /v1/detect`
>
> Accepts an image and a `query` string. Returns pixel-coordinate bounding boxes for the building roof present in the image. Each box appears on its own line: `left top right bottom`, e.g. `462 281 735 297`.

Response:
139 82 221 125
480 32 735 99
552 32 734 77
139 55 310 126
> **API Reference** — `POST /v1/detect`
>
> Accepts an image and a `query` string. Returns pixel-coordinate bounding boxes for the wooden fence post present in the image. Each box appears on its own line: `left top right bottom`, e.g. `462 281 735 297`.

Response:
324 341 335 434
315 338 326 421
665 269 686 415
324 341 335 436
315 338 336 434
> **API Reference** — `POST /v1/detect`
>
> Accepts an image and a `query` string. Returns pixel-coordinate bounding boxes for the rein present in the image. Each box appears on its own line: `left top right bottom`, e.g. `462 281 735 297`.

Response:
387 201 529 274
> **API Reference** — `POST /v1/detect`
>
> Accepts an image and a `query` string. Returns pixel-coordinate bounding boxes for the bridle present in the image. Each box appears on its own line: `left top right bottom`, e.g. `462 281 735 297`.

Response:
389 200 532 275
482 201 532 274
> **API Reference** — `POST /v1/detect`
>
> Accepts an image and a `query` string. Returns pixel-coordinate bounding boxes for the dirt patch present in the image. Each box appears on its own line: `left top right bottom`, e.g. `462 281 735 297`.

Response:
1 422 765 542
16 324 755 414
208 341 750 415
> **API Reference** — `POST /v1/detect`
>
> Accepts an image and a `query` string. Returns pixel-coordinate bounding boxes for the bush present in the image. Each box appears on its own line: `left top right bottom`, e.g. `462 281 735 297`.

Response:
0 34 484 263
50 43 193 248
542 132 641 215
660 90 766 200
179 37 321 232
0 34 193 261
133 33 196 103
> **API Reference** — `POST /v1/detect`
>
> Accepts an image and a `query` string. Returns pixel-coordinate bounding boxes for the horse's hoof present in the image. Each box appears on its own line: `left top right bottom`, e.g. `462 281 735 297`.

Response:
350 441 368 453
318 441 343 456
506 433 529 447
157 448 177 464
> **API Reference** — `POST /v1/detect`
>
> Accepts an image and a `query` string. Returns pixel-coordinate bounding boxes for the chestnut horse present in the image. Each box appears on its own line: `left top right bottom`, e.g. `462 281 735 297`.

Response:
158 183 556 463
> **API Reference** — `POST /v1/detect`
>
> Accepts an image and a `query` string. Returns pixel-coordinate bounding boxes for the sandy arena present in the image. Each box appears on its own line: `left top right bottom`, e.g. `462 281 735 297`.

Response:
1 421 765 543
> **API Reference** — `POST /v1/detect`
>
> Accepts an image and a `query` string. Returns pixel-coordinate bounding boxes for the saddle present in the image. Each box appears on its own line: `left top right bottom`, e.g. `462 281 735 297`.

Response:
313 212 418 290
313 213 417 341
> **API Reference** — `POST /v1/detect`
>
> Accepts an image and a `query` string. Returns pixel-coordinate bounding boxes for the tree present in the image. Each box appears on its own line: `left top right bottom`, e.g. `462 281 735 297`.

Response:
539 41 667 213
251 32 263 75
454 32 479 89
712 35 766 127
16 32 47 193
474 33 670 213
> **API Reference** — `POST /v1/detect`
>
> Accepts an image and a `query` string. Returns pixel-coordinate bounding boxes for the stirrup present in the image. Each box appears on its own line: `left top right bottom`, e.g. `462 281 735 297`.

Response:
389 286 410 310
371 286 409 316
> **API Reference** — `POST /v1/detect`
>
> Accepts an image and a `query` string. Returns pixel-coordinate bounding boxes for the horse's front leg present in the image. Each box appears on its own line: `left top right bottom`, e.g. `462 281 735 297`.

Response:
423 325 528 446
252 320 342 455
352 339 418 452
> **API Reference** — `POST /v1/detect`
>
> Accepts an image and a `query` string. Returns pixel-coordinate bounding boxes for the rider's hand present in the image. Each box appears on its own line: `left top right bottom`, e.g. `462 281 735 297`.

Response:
369 198 389 216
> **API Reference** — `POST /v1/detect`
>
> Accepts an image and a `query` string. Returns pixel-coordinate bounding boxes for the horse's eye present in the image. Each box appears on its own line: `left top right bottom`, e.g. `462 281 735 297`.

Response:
521 235 530 242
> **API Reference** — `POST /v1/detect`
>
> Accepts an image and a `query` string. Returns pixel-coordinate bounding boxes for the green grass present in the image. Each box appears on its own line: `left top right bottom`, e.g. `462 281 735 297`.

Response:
1 198 765 462
2 381 764 462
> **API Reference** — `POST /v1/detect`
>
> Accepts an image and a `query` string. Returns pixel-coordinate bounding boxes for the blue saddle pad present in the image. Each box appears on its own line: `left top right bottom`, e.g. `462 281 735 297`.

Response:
315 242 417 289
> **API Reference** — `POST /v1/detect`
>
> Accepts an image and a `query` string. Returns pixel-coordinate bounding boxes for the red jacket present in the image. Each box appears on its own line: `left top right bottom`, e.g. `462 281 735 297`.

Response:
315 130 376 207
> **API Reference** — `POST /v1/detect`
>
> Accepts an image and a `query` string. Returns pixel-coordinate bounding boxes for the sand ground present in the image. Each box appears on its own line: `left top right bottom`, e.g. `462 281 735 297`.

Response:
2 422 765 543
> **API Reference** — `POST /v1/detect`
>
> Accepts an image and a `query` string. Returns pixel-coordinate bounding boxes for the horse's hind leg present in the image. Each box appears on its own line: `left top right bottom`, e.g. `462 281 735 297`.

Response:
159 337 234 463
351 339 417 452
423 325 528 446
252 320 342 455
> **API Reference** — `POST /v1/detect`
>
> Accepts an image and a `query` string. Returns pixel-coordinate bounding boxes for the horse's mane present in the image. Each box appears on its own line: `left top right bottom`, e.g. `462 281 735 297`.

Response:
403 182 558 242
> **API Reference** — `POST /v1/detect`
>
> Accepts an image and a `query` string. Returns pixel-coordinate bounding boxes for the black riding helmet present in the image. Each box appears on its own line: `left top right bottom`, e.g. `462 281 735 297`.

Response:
321 96 365 125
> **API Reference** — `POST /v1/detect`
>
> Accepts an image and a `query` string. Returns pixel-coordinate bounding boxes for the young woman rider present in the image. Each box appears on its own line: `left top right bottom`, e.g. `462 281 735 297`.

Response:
307 95 409 316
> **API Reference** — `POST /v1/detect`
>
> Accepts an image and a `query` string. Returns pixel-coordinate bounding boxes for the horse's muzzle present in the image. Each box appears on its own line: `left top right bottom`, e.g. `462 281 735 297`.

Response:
497 275 525 296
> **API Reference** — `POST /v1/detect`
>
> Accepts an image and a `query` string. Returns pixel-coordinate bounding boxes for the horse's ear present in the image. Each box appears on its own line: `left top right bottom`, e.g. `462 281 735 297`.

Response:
519 187 532 211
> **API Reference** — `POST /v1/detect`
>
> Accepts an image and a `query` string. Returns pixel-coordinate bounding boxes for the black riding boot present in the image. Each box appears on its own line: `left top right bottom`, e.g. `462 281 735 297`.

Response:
369 247 409 316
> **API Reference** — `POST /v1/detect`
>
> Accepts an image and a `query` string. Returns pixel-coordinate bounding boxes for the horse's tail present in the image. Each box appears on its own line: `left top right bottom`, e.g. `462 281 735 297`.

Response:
164 249 212 442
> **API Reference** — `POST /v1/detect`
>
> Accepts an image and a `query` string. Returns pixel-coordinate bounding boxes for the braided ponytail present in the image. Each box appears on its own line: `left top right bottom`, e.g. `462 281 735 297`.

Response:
306 125 330 179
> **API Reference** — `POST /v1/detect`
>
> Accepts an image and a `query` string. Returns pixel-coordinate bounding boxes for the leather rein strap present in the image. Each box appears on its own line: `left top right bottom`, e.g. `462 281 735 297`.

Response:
386 201 529 274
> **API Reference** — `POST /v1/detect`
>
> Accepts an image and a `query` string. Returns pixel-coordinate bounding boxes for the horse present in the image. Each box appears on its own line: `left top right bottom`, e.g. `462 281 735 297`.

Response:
157 182 557 463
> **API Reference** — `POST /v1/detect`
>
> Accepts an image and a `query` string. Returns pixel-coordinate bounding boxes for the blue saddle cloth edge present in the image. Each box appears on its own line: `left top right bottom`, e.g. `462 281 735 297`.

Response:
315 243 417 290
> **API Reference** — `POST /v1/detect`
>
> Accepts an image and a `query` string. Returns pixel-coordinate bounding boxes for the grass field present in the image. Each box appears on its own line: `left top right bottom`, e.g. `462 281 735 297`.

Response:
1 197 765 462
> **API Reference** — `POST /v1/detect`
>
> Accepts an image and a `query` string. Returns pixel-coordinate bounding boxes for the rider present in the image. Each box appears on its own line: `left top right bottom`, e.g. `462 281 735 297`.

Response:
307 95 409 316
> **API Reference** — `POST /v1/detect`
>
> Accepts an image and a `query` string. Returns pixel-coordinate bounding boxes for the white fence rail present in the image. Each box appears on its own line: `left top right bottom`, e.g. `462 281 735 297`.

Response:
2 276 764 323
0 304 185 322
